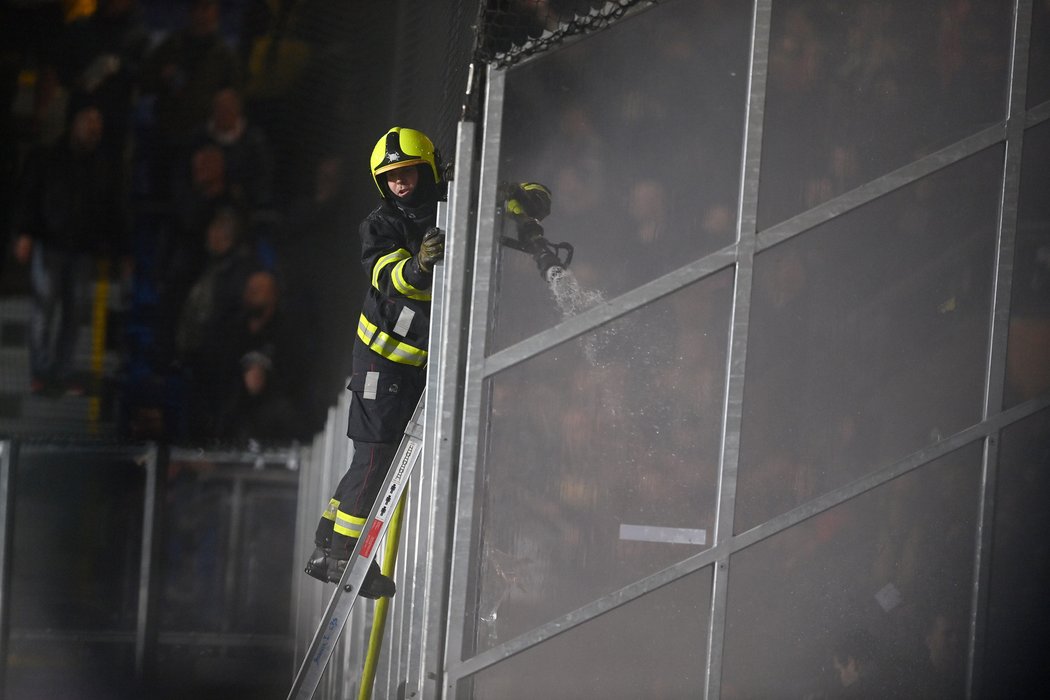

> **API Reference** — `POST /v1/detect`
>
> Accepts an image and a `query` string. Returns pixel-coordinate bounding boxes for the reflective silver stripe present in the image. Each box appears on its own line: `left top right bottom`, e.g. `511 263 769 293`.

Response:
363 371 379 400
321 498 339 521
334 511 366 538
393 306 415 336
370 332 427 365
357 313 428 366
334 513 364 538
358 314 377 343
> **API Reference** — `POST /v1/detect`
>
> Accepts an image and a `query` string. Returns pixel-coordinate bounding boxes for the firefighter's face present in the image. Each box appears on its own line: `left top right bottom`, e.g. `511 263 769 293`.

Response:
386 166 419 199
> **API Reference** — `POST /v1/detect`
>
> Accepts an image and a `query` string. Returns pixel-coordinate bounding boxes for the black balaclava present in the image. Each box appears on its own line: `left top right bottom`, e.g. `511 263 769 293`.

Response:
390 164 438 226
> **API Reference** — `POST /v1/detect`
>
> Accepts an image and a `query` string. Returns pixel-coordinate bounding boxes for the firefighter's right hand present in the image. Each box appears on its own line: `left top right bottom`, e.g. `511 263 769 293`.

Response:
416 227 445 273
506 182 552 221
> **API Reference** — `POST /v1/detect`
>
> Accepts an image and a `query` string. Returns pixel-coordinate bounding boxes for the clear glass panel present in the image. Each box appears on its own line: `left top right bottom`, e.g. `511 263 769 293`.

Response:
723 444 982 699
491 0 750 352
759 0 1013 229
6 449 145 697
160 457 297 636
1030 0 1050 108
1004 120 1050 408
736 147 1002 533
982 408 1050 695
237 484 298 634
473 271 732 653
11 449 144 631
469 566 712 700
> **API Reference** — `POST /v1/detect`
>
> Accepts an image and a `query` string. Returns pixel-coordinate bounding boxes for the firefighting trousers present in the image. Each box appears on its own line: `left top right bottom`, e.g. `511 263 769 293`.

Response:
314 362 425 557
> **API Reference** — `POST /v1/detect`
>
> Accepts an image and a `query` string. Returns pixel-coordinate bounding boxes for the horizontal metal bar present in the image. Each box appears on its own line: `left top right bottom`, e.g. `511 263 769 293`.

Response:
484 244 738 377
757 122 1007 252
9 628 293 650
1027 97 1050 127
11 442 300 467
169 447 301 465
732 395 1048 553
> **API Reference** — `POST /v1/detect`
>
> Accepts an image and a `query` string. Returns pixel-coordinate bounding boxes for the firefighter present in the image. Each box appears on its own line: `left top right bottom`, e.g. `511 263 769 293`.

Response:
304 127 446 597
304 127 554 598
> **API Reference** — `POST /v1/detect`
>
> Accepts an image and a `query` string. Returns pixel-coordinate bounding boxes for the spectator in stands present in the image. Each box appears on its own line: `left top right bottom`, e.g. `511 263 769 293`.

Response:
214 345 301 443
160 143 242 328
221 268 301 395
829 628 897 699
191 86 275 208
141 0 240 192
9 97 129 395
176 204 260 436
58 0 150 168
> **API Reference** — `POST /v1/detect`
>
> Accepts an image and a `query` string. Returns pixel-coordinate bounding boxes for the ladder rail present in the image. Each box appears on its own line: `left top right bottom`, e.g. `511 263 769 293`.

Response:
287 391 427 700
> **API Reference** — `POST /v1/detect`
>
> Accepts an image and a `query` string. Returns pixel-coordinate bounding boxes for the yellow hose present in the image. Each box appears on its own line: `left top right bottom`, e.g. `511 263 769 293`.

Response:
358 486 406 700
88 258 110 432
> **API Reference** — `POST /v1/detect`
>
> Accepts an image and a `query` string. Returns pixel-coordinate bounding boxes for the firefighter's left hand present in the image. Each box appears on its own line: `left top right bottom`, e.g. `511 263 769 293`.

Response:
416 227 445 273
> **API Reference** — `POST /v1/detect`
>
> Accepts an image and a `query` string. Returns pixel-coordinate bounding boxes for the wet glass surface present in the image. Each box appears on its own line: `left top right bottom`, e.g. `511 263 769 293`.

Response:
1029 0 1050 108
1004 120 1050 408
469 567 712 700
491 0 750 353
723 444 982 699
737 147 1002 533
758 0 1013 229
982 408 1050 696
474 271 731 653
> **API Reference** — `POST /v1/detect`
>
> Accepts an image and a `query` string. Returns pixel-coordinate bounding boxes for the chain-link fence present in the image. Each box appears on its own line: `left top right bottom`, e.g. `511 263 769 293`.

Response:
475 0 654 68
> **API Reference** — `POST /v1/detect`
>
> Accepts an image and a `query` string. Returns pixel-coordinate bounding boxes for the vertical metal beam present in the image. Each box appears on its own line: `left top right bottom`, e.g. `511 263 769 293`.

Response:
0 440 17 700
408 118 479 699
223 473 246 634
968 1 1033 696
706 2 772 698
135 443 166 681
444 67 507 697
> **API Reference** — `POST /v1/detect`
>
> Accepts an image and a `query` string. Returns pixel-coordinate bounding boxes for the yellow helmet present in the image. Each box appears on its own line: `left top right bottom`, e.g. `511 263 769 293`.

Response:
370 127 441 198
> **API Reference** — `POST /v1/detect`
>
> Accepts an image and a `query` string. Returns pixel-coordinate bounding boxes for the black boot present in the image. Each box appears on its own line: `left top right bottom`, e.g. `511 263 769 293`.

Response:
360 560 397 599
304 546 341 583
304 546 396 598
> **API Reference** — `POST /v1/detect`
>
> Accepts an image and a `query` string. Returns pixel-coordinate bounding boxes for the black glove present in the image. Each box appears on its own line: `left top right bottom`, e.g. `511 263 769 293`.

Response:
416 227 445 273
506 182 552 221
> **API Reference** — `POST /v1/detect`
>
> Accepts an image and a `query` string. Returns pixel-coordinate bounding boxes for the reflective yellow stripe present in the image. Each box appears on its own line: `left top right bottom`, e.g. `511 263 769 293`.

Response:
334 511 367 538
357 313 428 367
391 258 432 300
321 498 340 522
521 182 551 195
372 248 411 289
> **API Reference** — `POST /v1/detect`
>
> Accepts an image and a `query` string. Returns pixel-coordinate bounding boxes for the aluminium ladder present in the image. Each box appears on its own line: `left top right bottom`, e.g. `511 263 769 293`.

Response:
288 391 426 700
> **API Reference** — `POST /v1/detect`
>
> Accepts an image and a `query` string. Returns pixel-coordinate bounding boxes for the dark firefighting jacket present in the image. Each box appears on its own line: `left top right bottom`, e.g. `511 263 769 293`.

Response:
354 198 435 369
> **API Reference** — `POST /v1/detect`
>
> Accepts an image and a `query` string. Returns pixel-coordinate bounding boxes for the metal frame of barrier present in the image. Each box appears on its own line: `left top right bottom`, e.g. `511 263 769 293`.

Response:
0 440 301 698
289 1 1050 697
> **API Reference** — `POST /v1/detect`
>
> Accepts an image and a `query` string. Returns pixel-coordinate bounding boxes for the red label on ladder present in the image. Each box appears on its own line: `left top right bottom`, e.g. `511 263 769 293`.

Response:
361 518 384 558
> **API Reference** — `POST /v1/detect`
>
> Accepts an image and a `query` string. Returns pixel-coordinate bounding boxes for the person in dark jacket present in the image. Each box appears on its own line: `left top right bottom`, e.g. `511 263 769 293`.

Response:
58 0 150 167
10 98 128 394
304 127 446 598
214 346 299 444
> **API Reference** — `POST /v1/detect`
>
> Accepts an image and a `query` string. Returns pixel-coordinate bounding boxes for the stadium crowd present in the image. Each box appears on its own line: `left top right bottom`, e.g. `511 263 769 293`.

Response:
2 0 366 443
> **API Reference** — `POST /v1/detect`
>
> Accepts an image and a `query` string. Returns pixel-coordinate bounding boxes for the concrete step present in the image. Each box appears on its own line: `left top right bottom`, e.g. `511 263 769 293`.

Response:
1 293 123 439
